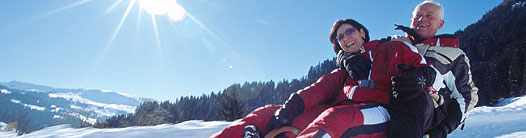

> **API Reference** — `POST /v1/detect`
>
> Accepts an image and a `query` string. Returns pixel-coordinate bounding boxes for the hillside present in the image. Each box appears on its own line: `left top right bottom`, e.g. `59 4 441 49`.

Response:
455 0 526 106
0 81 152 134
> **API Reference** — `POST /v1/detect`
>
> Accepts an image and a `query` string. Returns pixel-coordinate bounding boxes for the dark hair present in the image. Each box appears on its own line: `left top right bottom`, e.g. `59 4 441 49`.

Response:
329 19 370 54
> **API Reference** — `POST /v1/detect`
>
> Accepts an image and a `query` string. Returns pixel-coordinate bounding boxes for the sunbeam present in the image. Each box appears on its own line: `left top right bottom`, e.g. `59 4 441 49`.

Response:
151 15 173 90
96 0 136 65
104 0 124 15
150 15 165 70
27 0 92 22
135 4 143 41
186 13 228 48
168 21 191 51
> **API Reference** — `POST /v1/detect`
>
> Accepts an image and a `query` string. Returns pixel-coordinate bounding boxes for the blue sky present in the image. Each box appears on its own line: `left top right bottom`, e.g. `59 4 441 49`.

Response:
0 0 502 101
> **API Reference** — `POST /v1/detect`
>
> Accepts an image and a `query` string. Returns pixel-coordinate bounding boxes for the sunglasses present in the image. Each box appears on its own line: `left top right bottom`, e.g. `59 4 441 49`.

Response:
337 28 357 41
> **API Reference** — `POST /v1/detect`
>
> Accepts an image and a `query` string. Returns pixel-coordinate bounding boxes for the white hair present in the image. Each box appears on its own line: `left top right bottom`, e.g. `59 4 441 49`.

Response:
413 0 444 20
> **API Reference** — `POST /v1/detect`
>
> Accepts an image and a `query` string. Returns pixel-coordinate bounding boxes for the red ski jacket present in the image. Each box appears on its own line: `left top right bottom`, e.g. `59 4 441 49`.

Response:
297 40 441 112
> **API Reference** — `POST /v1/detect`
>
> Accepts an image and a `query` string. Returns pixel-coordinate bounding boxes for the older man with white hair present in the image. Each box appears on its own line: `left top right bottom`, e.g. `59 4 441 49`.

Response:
386 1 479 138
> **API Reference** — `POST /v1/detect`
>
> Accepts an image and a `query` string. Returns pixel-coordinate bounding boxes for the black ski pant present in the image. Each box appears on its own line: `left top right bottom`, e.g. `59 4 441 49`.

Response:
387 91 438 138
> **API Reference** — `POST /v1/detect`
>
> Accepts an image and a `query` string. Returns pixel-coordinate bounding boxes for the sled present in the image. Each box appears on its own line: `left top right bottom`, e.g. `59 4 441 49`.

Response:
264 126 300 138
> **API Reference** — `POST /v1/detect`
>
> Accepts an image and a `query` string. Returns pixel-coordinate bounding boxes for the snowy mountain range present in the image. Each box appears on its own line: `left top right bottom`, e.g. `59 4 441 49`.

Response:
1 95 525 138
0 81 153 133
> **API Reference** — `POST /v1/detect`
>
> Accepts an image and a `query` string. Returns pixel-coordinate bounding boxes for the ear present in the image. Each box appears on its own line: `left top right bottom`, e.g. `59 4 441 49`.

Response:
410 18 415 27
360 28 366 39
438 19 445 29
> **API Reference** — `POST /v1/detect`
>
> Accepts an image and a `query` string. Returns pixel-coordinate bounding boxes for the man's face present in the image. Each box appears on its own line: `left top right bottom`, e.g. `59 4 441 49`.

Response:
410 3 444 39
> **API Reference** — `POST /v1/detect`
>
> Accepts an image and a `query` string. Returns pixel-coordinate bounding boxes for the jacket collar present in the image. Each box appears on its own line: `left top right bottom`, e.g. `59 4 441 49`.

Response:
417 34 459 48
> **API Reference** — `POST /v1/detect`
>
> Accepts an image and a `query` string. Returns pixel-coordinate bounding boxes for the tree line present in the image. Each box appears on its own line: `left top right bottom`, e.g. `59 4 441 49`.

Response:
94 59 337 128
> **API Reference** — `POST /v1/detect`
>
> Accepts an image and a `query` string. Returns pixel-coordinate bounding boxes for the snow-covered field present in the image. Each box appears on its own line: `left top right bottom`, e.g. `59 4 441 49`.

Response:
0 121 232 138
2 95 526 138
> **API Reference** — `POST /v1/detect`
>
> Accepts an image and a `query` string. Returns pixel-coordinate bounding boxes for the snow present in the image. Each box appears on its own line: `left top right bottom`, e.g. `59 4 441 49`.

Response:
449 95 526 138
10 99 45 111
497 132 526 138
49 92 136 113
10 99 21 104
1 81 149 107
1 96 526 138
67 113 97 124
0 122 7 131
70 105 82 109
53 115 65 119
22 104 45 111
512 1 526 10
0 89 11 94
0 121 231 138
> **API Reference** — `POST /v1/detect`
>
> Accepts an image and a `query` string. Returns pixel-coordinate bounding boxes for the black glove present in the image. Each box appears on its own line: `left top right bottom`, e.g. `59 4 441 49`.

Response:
264 108 291 138
425 100 463 138
392 64 436 101
425 127 447 138
395 24 425 44
264 93 304 138
379 36 392 43
336 50 372 80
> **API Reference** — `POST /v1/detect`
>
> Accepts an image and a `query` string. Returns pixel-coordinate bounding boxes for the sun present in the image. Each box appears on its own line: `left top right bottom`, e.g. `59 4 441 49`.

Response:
137 0 186 22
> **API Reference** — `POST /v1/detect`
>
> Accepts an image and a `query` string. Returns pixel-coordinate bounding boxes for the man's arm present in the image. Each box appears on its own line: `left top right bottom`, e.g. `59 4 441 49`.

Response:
424 48 479 137
442 49 478 128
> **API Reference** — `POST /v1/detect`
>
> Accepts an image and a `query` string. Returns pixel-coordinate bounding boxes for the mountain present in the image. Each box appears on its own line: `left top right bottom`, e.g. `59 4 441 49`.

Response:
0 81 153 134
455 0 526 106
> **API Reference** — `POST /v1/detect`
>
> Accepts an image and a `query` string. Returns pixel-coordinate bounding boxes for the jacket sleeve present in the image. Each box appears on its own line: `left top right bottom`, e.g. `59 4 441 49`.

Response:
297 69 355 111
425 48 478 135
426 100 463 138
265 69 353 134
397 41 446 95
276 68 354 120
447 50 479 120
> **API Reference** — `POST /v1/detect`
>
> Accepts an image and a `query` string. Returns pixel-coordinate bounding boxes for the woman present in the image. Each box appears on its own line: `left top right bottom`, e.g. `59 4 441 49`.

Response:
212 19 439 138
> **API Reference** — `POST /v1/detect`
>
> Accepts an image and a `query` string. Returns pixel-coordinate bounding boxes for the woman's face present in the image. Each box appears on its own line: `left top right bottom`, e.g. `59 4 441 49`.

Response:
336 24 366 53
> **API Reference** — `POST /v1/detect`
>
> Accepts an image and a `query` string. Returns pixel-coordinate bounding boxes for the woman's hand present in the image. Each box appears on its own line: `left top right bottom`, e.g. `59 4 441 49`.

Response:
336 50 372 80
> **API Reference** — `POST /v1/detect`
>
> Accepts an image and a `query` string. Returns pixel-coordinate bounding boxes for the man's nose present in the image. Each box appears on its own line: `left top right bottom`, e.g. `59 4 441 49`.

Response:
417 16 423 21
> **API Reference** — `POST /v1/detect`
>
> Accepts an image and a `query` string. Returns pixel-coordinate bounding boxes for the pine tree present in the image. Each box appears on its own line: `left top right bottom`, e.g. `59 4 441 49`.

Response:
217 85 247 121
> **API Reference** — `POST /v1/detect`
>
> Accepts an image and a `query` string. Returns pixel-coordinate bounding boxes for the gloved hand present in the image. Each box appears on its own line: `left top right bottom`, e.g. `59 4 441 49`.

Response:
264 93 304 138
392 64 436 101
395 24 425 44
264 108 292 138
336 50 372 80
424 129 446 138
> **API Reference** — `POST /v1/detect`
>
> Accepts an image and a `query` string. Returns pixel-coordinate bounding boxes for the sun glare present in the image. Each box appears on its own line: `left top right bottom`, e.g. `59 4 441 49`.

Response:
167 3 186 22
137 0 187 22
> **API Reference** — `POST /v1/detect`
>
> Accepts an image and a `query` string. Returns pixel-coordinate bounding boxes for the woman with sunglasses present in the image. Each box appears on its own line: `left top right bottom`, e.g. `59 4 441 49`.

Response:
211 18 443 138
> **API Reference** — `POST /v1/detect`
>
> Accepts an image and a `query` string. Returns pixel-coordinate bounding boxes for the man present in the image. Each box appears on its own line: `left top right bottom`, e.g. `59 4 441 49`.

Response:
386 1 479 138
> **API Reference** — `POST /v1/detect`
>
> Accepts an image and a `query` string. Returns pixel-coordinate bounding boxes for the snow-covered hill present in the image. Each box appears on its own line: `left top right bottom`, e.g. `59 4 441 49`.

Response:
2 95 525 138
0 81 151 106
449 95 526 138
0 81 153 133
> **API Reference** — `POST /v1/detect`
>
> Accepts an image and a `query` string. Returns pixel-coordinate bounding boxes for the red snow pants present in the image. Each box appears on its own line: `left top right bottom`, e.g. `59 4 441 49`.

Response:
210 103 389 138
